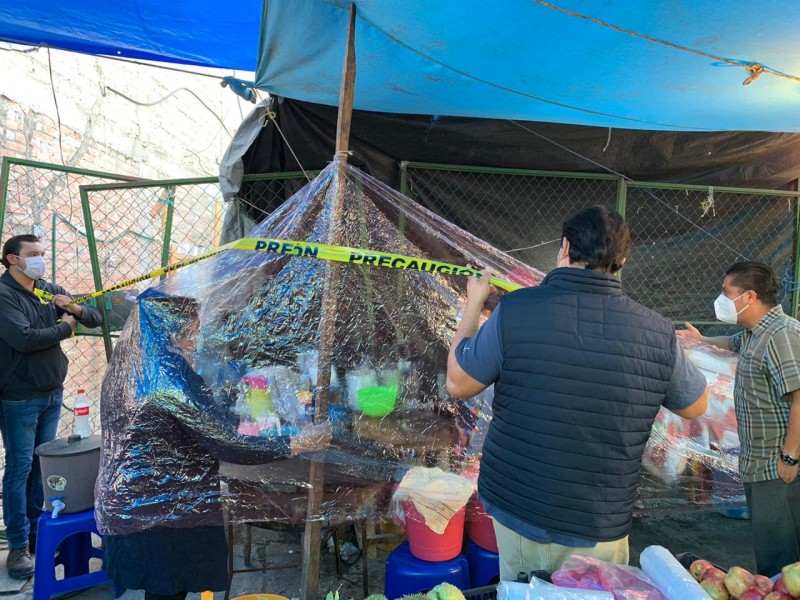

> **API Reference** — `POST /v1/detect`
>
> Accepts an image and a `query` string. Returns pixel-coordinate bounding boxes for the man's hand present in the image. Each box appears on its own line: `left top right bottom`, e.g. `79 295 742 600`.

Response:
290 421 332 455
677 322 702 342
61 314 78 333
778 459 799 484
53 295 83 318
465 267 494 310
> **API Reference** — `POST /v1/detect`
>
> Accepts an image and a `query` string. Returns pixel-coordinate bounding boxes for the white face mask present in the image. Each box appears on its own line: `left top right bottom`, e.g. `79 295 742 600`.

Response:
714 292 748 324
14 255 46 280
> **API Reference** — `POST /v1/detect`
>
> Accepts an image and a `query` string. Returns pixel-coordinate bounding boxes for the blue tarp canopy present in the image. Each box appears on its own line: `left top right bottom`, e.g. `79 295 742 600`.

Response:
3 0 800 131
0 0 262 69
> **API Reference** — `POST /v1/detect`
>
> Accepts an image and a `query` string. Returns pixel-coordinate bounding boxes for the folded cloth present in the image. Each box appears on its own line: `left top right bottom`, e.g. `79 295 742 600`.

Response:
393 466 476 534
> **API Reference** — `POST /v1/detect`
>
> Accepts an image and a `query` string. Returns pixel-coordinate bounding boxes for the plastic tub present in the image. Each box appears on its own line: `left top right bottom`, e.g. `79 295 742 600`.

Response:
466 497 498 553
358 385 398 417
404 500 465 561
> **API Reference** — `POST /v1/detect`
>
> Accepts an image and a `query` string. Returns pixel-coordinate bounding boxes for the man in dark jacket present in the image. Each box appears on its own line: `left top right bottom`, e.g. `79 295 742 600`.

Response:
0 234 103 579
446 206 708 578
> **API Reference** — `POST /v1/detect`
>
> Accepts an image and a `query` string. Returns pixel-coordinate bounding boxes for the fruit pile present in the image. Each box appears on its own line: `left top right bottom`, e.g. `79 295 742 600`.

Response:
690 559 800 599
363 582 466 600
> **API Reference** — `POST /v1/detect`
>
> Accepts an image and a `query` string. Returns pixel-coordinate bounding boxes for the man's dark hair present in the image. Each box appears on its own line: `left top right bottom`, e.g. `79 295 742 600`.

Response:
2 234 40 269
562 206 631 273
725 262 778 307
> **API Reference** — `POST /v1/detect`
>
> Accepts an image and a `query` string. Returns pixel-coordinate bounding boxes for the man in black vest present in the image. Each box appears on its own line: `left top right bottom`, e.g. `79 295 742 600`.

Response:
446 206 708 578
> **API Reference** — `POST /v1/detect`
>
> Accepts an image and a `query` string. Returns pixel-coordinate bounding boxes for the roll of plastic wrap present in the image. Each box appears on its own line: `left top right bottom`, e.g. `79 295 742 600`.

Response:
639 545 709 600
499 580 614 600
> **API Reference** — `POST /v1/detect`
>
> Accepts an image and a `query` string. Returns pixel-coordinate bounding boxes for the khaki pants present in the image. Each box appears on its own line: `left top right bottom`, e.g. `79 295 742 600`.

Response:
492 518 629 580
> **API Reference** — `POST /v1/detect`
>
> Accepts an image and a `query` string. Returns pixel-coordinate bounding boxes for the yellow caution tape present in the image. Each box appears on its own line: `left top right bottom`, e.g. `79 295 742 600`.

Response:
34 288 55 303
66 237 523 305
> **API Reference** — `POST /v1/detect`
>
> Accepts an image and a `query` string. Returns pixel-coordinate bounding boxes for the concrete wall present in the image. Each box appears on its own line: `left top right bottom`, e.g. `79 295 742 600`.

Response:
0 44 254 437
1 45 251 178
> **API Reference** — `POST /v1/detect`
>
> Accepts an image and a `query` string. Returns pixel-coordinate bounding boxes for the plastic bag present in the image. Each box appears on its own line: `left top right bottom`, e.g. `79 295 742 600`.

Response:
551 555 664 600
499 579 614 600
639 545 708 600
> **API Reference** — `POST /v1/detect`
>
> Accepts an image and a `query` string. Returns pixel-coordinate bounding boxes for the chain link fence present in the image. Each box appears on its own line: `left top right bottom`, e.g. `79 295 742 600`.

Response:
401 161 800 326
401 162 621 270
625 184 799 324
77 172 311 436
0 158 137 468
0 158 310 478
2 155 799 485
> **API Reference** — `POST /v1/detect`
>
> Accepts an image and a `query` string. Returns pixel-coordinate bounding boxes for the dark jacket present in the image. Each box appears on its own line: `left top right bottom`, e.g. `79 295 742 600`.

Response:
478 268 676 542
0 271 103 400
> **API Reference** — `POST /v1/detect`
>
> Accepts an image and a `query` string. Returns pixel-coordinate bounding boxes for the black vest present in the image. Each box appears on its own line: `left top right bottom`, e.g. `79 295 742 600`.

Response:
478 268 676 541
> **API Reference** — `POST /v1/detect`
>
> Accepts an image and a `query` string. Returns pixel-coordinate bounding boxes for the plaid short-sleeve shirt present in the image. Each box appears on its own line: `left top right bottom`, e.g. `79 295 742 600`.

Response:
730 306 800 482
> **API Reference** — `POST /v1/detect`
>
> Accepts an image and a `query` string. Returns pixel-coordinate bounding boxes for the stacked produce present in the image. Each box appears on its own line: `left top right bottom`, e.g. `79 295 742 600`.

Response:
365 582 465 600
690 560 800 599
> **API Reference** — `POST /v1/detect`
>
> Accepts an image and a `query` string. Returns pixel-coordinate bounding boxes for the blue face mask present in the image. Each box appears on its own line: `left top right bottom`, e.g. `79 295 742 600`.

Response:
15 255 46 280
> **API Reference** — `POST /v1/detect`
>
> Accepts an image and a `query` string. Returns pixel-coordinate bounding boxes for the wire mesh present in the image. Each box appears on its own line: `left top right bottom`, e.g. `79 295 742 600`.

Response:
401 162 800 326
81 174 312 294
0 159 134 463
624 185 798 322
401 163 620 273
0 159 310 480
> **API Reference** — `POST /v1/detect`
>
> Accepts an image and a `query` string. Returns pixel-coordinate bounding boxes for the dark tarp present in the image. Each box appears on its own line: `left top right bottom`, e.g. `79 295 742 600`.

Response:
238 98 800 195
225 98 800 322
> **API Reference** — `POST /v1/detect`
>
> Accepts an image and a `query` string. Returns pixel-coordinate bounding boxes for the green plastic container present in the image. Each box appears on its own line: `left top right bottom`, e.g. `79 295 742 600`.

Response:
357 385 398 417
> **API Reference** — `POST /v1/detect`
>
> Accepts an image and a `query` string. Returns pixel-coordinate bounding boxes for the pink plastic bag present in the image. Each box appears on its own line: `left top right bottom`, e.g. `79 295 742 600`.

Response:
551 555 664 600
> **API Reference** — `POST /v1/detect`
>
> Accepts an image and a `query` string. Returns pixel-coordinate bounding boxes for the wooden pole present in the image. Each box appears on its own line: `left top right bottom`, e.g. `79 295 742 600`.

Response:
301 5 357 600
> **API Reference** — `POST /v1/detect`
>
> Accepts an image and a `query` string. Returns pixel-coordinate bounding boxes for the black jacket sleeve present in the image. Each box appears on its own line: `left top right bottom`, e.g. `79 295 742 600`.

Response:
0 290 72 353
54 285 103 328
76 303 103 328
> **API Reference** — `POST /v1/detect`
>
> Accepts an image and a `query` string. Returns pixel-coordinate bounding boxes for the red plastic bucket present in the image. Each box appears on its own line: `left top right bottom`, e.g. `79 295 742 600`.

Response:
404 500 465 561
466 497 498 553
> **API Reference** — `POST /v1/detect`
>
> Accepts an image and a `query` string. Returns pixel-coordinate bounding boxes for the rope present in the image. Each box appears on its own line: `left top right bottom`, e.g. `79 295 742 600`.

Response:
0 40 226 80
265 111 313 183
104 86 232 138
506 238 562 254
530 0 800 86
507 119 749 260
46 48 66 166
318 0 708 130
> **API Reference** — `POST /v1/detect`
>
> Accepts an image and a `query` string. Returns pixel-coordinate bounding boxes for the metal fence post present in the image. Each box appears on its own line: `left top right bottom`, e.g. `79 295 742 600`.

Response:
793 190 800 319
160 186 176 280
399 161 410 197
0 158 11 237
51 212 57 283
615 177 628 217
80 187 115 361
615 178 628 280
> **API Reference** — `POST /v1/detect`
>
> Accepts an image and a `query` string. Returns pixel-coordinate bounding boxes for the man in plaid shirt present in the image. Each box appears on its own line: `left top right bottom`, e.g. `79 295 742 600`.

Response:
680 262 800 576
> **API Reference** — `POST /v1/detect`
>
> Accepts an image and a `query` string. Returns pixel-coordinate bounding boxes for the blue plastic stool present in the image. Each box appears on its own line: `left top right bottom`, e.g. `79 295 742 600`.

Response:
34 509 112 600
384 542 470 599
465 540 499 587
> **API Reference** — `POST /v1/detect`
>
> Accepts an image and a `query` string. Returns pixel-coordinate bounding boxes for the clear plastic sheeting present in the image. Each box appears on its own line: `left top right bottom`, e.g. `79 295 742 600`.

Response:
95 160 541 535
500 580 614 600
637 339 742 515
95 159 744 536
